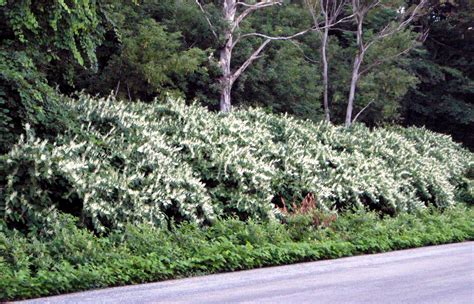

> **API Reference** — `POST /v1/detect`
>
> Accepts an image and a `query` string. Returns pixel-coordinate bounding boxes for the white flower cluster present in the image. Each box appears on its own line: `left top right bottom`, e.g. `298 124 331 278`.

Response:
2 94 472 232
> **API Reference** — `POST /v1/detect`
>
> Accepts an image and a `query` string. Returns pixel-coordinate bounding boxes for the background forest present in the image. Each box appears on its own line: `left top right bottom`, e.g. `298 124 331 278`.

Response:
1 0 473 153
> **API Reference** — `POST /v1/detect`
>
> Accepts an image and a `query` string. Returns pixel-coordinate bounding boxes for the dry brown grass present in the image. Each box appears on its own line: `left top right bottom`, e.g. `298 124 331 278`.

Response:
280 193 337 228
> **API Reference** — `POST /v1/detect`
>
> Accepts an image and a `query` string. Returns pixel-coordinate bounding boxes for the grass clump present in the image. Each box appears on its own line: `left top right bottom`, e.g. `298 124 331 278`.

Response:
1 205 472 301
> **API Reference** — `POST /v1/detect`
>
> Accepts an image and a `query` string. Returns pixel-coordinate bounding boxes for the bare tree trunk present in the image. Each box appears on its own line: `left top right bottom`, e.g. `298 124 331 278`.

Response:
345 8 364 127
220 82 232 112
345 55 362 127
197 0 309 112
321 25 330 122
219 0 236 112
305 0 350 123
344 0 427 127
219 41 233 112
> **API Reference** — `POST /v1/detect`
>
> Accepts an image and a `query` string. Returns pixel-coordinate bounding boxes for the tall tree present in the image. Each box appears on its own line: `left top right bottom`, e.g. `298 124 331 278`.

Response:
195 0 312 112
305 0 350 122
344 0 427 127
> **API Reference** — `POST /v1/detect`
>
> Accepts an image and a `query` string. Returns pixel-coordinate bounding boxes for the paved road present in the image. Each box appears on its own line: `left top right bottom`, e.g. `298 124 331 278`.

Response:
17 242 473 304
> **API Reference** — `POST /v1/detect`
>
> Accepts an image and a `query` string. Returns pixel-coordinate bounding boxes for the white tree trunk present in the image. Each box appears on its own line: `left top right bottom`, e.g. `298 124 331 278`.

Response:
220 81 232 112
219 0 237 112
198 0 302 112
219 39 233 112
344 0 427 127
306 0 349 123
345 55 361 127
321 26 330 122
345 10 364 127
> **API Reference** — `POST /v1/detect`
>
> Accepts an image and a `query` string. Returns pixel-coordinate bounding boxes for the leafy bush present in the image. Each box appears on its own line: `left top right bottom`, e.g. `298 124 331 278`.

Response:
1 95 472 232
455 165 474 205
1 121 214 234
1 206 473 301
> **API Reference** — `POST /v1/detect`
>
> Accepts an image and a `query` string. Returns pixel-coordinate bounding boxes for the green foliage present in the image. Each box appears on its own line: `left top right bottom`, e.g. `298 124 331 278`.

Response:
236 43 324 120
356 28 421 123
123 19 206 90
1 206 473 301
0 51 76 153
402 0 474 149
0 0 107 152
1 96 472 233
2 0 105 68
82 1 209 101
456 166 474 205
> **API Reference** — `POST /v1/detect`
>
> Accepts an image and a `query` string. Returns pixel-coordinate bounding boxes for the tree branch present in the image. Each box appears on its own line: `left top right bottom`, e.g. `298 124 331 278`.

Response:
233 1 283 33
236 0 282 8
230 39 272 84
352 100 374 123
238 28 313 42
290 40 319 64
232 12 354 49
194 0 219 39
364 0 428 50
359 44 414 75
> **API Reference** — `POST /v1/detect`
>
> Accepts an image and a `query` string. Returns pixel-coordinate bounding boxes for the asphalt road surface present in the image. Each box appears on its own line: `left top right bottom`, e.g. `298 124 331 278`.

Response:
16 242 473 304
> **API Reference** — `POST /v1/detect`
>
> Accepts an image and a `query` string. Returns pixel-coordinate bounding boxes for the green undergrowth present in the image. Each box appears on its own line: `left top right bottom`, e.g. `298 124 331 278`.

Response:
1 205 473 301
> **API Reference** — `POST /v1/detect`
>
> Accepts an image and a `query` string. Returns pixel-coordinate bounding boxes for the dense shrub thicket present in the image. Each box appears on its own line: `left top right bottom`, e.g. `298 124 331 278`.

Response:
1 206 473 301
1 95 472 233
